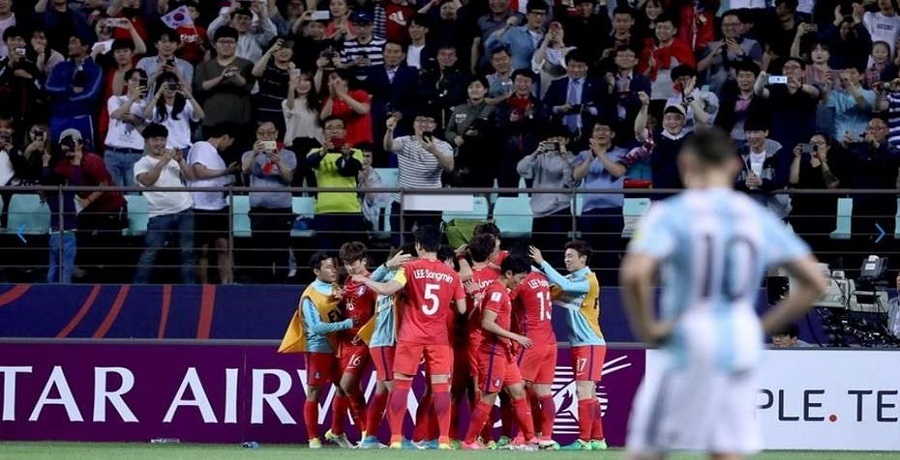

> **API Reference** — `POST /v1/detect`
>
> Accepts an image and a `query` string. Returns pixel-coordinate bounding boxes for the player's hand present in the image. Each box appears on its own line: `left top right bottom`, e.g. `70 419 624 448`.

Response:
332 288 344 301
351 274 369 284
463 280 479 296
646 321 673 346
514 335 533 349
386 251 412 269
351 334 363 345
528 245 544 265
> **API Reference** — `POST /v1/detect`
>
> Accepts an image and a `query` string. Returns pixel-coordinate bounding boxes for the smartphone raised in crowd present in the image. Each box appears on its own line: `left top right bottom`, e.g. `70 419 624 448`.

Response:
768 75 788 85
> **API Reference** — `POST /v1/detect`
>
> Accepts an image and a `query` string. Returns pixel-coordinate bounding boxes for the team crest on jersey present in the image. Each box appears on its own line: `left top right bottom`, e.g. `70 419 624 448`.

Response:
494 378 501 388
551 355 632 434
314 371 321 379
357 286 366 296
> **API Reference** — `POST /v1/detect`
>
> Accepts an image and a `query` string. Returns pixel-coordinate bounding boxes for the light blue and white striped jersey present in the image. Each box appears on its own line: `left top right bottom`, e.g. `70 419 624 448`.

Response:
369 264 397 348
301 280 353 354
627 188 810 371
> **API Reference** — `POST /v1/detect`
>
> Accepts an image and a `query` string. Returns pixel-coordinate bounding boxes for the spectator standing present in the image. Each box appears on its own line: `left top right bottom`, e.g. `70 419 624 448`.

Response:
367 41 419 160
141 72 205 154
598 7 642 68
472 0 523 74
319 70 372 148
103 68 147 187
308 116 366 251
2 124 48 228
0 0 15 60
665 66 719 131
208 5 277 63
384 111 454 247
517 126 576 263
30 28 65 79
173 1 209 65
863 0 900 58
133 122 197 285
605 45 651 147
788 133 843 250
820 15 872 72
445 76 497 186
572 119 630 284
562 0 611 66
194 26 255 152
33 0 93 55
754 59 821 157
45 34 103 145
107 0 150 44
50 129 128 280
715 61 769 144
252 36 296 133
543 50 605 145
696 10 763 94
531 21 575 98
283 70 323 144
417 45 468 132
0 26 43 125
136 30 195 99
638 14 695 117
187 123 240 285
484 0 547 71
735 119 792 218
39 149 77 284
405 15 436 70
495 68 543 190
634 92 692 192
341 10 386 83
824 66 876 142
241 121 297 282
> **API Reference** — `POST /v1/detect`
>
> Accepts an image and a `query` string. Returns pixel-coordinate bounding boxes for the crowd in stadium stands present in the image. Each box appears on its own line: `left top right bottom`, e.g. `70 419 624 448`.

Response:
0 0 899 284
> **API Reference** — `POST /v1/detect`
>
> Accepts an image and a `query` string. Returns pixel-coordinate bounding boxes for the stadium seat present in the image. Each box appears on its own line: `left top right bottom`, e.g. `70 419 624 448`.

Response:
622 198 651 238
123 195 149 236
830 197 852 240
374 168 398 189
493 196 533 238
6 193 50 235
371 202 392 240
442 196 489 223
231 195 251 238
894 198 900 239
291 196 316 238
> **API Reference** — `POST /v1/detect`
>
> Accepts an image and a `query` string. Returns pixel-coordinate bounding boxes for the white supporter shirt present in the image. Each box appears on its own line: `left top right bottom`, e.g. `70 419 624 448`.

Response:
104 96 145 150
133 155 193 218
187 141 229 211
864 12 900 55
140 101 199 149
390 135 453 203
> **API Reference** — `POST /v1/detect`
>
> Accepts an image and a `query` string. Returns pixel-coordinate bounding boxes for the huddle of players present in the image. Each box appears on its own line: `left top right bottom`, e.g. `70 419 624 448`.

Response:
298 222 608 450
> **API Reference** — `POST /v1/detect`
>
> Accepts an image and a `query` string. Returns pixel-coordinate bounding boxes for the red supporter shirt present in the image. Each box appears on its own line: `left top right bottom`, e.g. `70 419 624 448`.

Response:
341 272 377 340
480 280 514 353
54 153 126 212
177 26 209 64
465 265 500 347
393 258 465 345
325 89 373 147
512 272 556 345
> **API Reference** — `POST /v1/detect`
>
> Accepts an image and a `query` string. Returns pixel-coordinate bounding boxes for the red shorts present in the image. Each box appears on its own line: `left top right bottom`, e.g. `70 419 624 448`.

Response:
305 352 339 387
572 345 606 382
339 341 369 375
518 343 558 385
467 344 481 378
370 345 395 382
393 340 453 377
479 349 522 394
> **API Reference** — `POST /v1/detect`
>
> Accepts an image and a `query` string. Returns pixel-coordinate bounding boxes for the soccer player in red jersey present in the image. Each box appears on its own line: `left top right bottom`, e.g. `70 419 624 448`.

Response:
321 242 377 447
512 269 559 448
462 254 544 450
354 225 467 449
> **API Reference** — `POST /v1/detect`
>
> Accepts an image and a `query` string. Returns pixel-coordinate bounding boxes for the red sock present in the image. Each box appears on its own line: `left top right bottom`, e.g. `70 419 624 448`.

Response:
539 395 556 439
344 389 366 431
387 380 412 444
366 391 389 436
304 401 319 440
512 397 535 441
480 405 494 441
527 391 542 435
591 399 605 440
433 383 452 444
331 394 349 435
413 392 433 442
500 393 516 439
464 400 493 444
577 399 594 442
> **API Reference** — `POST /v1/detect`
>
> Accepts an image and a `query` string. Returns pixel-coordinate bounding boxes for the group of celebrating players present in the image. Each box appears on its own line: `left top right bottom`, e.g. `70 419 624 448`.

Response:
280 222 607 451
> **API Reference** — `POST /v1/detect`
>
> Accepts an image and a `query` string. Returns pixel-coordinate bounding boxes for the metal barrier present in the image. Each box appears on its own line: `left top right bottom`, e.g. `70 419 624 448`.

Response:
0 185 898 285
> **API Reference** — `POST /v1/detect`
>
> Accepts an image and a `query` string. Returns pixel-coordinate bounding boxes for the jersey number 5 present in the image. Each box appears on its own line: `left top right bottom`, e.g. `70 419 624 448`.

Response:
422 283 440 316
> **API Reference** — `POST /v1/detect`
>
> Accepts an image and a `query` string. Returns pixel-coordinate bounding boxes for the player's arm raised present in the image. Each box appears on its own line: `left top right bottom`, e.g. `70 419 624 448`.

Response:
482 309 533 349
762 256 828 335
529 246 590 294
620 252 670 345
354 275 404 296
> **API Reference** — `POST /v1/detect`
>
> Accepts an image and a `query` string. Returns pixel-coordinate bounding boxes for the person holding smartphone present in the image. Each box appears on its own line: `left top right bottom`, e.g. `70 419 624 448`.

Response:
142 71 204 156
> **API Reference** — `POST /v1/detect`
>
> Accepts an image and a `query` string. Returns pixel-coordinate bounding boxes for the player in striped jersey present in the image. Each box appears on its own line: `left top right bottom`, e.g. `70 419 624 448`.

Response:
530 241 608 451
357 245 414 449
621 128 828 459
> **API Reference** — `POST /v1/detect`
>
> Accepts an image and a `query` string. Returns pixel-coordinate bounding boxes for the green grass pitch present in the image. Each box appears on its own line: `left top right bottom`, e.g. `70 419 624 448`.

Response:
1 443 895 460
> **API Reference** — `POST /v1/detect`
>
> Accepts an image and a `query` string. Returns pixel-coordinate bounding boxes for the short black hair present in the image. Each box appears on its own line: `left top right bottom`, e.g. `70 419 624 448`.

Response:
680 127 736 167
500 254 531 276
612 6 635 17
772 323 800 338
468 75 489 90
468 234 496 263
564 49 589 65
414 224 443 252
733 60 761 76
111 39 136 52
410 14 431 28
671 64 697 80
156 29 182 43
511 68 537 82
206 122 239 139
339 241 368 264
309 251 335 270
142 122 169 139
124 68 147 82
474 222 501 238
655 13 675 26
565 240 593 263
438 245 456 264
3 26 25 42
321 115 346 128
214 26 240 42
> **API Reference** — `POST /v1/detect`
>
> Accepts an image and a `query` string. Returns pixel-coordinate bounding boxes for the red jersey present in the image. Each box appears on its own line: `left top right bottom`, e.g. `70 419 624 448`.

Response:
491 250 509 267
480 280 514 353
512 272 556 345
341 272 377 340
394 259 466 344
465 266 500 346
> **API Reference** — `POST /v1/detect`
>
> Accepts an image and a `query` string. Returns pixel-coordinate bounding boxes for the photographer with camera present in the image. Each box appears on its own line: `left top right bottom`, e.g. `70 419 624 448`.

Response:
241 121 296 282
309 115 366 251
0 27 43 124
142 71 204 156
788 133 844 251
516 124 576 262
136 30 194 98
